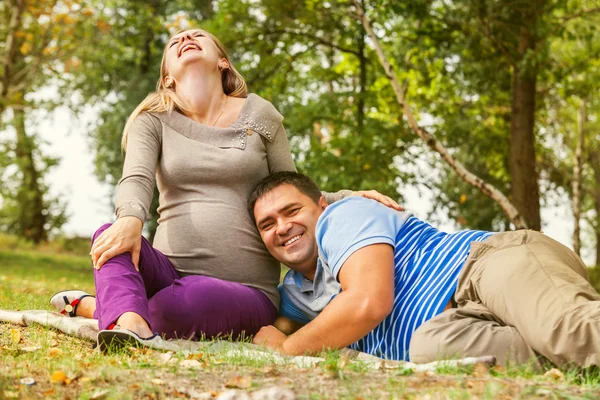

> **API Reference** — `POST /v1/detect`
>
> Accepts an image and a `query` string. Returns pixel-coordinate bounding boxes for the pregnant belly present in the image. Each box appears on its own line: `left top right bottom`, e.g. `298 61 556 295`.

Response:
152 203 269 272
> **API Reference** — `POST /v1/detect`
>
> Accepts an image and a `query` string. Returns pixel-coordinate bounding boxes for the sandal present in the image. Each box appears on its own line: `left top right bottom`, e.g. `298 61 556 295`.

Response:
49 290 93 317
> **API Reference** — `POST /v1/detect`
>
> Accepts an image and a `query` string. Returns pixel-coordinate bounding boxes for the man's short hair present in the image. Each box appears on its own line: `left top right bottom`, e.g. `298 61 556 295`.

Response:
248 171 322 222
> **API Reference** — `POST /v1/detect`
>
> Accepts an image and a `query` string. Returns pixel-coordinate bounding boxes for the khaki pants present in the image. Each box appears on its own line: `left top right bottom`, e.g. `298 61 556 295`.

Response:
409 230 600 368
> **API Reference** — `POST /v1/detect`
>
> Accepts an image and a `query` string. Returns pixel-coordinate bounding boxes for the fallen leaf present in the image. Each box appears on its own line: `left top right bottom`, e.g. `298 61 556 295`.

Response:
158 353 174 364
3 390 18 398
43 388 56 396
472 362 490 377
535 388 553 396
220 389 252 399
251 387 295 400
90 389 109 400
21 346 41 352
48 347 63 358
9 329 21 345
492 365 506 373
151 379 165 385
225 375 251 389
19 377 36 386
50 370 68 384
544 368 564 381
179 359 202 369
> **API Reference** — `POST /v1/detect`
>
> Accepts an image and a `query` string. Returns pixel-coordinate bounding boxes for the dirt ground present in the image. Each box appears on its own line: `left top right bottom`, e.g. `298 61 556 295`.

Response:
2 324 600 400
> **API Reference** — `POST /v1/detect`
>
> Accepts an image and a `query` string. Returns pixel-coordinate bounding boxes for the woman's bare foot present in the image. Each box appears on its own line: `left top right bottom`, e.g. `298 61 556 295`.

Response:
115 312 153 338
75 296 96 318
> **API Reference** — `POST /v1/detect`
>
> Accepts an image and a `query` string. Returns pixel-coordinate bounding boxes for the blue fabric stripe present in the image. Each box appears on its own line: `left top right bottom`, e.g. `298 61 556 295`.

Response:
351 217 492 360
278 285 312 325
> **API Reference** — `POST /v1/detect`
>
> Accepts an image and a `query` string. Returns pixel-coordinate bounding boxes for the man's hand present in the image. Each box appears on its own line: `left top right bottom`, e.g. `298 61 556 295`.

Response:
253 325 287 352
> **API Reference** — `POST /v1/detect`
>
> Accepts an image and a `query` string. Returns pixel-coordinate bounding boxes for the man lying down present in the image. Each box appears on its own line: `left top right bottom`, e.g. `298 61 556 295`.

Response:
248 171 600 368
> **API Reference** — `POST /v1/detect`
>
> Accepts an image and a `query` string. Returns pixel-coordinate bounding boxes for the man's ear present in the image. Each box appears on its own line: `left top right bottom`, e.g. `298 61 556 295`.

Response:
318 195 328 210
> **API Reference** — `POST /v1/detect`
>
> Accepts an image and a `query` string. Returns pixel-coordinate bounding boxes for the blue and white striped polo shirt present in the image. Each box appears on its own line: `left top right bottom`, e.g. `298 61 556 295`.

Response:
278 197 493 361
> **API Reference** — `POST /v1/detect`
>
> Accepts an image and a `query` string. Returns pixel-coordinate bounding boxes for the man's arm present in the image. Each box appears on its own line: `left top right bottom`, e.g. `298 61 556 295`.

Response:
254 243 394 355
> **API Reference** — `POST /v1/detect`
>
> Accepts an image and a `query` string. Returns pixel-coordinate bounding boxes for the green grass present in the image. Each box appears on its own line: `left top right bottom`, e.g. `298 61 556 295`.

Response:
3 247 600 399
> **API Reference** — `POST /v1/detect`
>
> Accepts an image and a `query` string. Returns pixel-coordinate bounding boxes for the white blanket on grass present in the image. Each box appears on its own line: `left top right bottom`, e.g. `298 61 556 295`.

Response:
0 309 495 372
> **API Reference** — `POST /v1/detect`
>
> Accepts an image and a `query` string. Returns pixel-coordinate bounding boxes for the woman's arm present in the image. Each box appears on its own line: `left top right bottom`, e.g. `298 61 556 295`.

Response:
91 113 162 270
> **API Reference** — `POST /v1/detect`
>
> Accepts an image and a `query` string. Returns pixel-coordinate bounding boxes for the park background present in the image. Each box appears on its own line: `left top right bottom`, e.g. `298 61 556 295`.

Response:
4 1 600 399
1 0 600 261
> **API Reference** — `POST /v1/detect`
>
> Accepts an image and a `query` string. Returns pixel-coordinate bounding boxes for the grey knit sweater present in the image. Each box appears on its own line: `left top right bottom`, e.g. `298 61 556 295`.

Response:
114 94 347 308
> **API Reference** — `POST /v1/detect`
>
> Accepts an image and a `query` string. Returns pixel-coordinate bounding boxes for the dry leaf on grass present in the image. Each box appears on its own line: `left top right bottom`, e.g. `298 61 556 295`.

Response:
179 359 202 369
19 377 36 386
544 368 564 381
50 370 70 385
472 363 490 377
48 347 63 357
90 389 109 400
252 387 296 400
3 390 18 398
225 375 252 389
21 346 41 352
158 353 174 364
9 329 21 345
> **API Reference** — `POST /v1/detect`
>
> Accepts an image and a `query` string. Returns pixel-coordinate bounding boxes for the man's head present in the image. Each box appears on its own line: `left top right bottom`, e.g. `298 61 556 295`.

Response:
249 172 327 279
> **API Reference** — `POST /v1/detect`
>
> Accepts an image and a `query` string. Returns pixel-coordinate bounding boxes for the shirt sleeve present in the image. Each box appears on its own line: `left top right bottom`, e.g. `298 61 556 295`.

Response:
114 113 162 222
265 124 297 173
321 190 353 204
316 197 403 280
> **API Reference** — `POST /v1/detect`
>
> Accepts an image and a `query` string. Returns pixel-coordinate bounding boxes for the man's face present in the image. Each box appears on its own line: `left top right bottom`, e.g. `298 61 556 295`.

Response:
253 184 326 279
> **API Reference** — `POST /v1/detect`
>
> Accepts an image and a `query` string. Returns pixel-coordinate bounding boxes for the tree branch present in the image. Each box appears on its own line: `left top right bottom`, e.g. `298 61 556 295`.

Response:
351 0 528 229
264 29 361 56
1 0 25 101
475 14 515 68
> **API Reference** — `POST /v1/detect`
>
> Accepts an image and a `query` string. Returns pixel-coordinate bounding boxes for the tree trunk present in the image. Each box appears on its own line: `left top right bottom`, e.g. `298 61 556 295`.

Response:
357 33 367 131
590 149 600 266
572 100 585 256
352 0 528 229
509 26 541 231
13 106 47 243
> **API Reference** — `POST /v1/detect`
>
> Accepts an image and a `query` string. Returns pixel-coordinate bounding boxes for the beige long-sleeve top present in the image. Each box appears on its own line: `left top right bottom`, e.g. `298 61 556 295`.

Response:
114 94 347 308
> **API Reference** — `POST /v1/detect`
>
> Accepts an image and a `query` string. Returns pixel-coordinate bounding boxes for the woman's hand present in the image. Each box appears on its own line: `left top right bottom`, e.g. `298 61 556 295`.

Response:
351 190 404 211
90 216 143 271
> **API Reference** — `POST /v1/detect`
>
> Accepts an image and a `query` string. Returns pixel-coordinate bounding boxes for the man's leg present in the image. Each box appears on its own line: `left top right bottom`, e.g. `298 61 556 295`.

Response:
409 301 540 368
148 275 277 340
92 224 179 333
457 230 600 367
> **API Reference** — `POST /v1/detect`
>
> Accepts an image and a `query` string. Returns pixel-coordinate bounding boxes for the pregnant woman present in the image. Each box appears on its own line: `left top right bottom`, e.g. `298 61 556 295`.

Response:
51 28 400 350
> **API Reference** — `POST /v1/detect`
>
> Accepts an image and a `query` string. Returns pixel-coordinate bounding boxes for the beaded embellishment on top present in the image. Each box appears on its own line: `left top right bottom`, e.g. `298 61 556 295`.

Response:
117 202 145 218
242 110 279 142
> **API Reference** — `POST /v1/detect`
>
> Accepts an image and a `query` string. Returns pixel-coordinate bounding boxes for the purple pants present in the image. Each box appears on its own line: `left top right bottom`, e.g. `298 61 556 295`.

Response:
92 224 277 339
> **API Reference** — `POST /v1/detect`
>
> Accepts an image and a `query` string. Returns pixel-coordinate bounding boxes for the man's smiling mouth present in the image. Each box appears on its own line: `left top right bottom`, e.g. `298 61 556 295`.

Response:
283 234 302 246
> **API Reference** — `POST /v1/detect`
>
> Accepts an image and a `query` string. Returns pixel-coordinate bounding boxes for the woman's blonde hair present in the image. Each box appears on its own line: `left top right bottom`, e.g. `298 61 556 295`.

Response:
121 28 247 149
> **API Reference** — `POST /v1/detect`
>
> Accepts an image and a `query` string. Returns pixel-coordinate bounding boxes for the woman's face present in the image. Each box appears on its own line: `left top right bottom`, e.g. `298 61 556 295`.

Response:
163 29 225 83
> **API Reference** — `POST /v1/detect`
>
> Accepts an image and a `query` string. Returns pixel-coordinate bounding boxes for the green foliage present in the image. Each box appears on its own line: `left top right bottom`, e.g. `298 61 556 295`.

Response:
0 0 101 242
